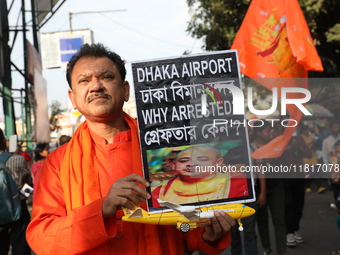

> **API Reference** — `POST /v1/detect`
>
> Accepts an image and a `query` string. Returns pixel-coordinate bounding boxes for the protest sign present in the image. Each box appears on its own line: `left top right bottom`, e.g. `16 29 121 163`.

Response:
132 50 255 212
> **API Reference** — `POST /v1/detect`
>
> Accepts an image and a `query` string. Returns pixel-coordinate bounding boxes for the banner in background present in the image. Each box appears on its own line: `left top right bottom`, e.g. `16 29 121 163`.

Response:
40 29 93 70
231 0 323 158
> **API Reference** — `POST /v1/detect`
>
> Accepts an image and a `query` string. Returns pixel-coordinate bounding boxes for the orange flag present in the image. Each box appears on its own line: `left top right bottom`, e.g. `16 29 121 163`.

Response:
231 0 323 158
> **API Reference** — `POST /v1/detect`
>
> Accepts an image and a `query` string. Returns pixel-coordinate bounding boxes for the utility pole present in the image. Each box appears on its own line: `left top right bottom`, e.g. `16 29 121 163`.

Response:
68 10 127 33
21 0 33 147
30 0 39 51
0 0 16 136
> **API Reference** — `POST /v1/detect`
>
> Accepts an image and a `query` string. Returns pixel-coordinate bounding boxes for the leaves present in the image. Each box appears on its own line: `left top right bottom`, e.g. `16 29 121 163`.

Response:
186 0 250 51
327 24 340 43
49 101 64 131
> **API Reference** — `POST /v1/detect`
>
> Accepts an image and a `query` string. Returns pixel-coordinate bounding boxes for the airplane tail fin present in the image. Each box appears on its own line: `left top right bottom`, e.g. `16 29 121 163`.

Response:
121 206 143 218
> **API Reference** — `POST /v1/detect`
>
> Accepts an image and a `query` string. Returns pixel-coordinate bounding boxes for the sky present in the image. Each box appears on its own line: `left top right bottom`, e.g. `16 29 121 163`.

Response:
5 0 204 116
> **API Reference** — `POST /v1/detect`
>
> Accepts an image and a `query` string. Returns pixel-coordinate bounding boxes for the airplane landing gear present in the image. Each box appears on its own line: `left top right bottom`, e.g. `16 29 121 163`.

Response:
179 222 190 233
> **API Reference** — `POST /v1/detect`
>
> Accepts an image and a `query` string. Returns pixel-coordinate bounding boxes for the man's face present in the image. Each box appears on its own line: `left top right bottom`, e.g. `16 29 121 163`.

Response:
161 152 177 172
173 147 223 179
68 56 129 122
331 124 340 136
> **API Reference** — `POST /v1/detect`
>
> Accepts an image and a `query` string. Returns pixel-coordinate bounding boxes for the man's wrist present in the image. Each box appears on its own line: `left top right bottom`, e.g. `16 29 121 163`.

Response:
204 238 220 247
202 231 221 247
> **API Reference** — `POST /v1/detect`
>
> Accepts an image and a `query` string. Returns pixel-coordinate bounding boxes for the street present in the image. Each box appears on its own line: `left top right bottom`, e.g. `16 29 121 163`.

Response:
222 181 340 255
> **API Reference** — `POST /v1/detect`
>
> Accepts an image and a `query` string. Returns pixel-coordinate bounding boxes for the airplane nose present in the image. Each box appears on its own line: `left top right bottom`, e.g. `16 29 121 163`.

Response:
242 206 256 217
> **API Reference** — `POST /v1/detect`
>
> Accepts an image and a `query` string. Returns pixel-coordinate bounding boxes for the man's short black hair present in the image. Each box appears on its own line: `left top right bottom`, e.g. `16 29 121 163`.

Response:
66 43 126 88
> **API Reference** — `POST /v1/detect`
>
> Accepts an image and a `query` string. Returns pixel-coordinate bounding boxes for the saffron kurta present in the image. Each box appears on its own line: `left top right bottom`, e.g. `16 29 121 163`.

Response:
26 116 231 255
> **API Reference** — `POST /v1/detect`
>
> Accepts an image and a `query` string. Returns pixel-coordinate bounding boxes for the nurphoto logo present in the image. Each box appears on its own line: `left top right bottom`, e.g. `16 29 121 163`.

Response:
200 83 312 128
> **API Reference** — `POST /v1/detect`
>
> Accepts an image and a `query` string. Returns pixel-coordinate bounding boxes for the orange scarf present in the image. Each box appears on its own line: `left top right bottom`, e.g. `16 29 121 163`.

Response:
60 113 142 213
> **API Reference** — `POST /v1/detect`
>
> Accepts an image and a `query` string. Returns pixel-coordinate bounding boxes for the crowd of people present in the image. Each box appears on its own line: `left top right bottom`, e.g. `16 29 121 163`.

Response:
0 43 339 255
0 131 71 255
227 118 340 255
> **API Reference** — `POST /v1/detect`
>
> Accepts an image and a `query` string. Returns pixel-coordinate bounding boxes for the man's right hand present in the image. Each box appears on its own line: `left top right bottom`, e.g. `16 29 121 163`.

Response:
102 173 151 219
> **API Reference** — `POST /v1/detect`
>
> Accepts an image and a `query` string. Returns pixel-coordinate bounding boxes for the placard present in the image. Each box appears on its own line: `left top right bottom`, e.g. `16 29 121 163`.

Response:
132 50 255 213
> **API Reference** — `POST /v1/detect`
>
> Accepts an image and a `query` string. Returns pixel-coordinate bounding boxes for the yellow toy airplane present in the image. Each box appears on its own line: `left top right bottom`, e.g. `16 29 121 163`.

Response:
122 199 255 232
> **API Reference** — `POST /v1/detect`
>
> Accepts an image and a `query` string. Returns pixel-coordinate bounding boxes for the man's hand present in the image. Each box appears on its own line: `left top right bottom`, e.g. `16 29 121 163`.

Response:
102 174 151 219
257 191 267 208
202 211 236 243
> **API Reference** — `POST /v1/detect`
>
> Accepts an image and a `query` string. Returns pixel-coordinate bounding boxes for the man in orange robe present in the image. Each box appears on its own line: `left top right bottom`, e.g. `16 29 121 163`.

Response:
26 43 235 255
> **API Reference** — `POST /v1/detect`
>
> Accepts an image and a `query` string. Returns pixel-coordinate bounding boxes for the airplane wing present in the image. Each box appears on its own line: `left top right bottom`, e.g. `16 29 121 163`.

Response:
157 199 186 212
157 199 200 221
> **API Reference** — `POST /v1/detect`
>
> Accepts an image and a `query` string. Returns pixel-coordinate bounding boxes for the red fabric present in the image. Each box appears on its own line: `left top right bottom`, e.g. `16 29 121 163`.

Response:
231 0 323 158
26 113 231 255
152 186 163 207
21 152 31 162
228 173 249 198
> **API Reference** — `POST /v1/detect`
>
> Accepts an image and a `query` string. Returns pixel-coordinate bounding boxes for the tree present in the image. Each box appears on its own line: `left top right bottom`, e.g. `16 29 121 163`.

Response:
187 0 250 51
186 0 340 77
49 101 63 131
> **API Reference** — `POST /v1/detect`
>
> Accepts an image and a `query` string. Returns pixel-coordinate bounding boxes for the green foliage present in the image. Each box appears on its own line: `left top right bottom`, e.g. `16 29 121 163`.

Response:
186 0 340 77
326 24 340 43
299 0 340 77
49 101 63 131
187 0 250 51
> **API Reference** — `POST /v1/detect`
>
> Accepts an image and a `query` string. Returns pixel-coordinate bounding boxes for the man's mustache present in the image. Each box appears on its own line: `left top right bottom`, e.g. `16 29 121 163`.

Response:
87 93 111 103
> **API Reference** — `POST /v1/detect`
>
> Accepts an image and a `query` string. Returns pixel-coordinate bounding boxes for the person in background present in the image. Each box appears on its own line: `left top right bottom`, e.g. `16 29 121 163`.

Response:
331 140 340 255
0 129 31 255
318 117 332 142
31 143 49 194
13 144 33 185
322 120 340 173
58 135 71 146
230 120 270 255
14 144 31 163
26 43 235 255
300 124 326 194
280 130 312 247
251 121 287 255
